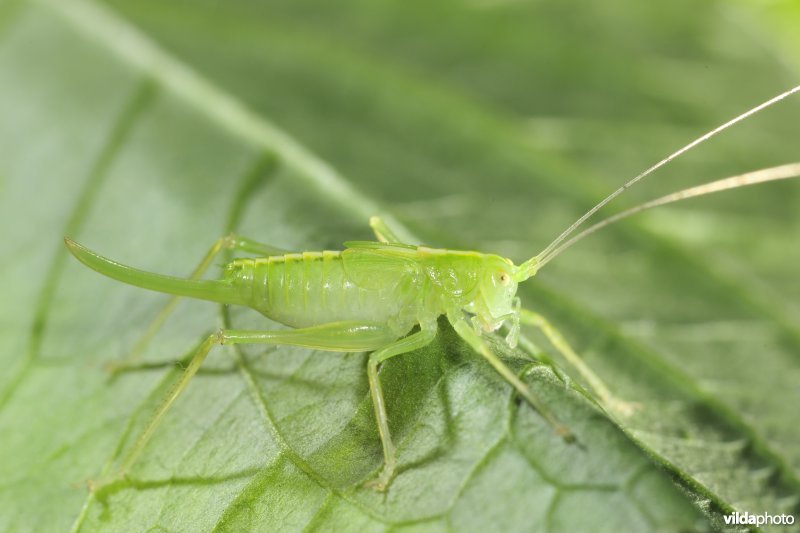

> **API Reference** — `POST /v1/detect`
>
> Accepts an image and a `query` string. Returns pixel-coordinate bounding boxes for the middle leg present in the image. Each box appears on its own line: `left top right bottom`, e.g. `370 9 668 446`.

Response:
369 216 402 243
365 320 438 491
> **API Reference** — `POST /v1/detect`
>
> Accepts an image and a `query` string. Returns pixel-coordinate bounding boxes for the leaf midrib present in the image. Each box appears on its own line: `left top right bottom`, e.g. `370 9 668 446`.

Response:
38 0 413 243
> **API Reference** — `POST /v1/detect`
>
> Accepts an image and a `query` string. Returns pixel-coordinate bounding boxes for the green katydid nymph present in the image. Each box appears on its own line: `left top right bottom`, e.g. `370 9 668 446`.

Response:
66 85 800 492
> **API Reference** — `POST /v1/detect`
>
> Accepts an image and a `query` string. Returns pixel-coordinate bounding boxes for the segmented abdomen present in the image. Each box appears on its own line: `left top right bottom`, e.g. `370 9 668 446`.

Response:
225 252 407 328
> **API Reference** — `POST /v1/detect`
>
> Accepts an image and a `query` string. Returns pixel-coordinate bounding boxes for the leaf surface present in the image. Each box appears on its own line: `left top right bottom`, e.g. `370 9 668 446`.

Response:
1 0 799 531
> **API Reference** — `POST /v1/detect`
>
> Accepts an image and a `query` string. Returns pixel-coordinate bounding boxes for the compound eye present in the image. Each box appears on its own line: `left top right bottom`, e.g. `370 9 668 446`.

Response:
497 272 510 286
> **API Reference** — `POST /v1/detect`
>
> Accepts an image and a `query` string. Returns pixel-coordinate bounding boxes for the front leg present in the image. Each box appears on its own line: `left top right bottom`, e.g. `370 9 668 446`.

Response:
448 311 573 442
519 308 638 418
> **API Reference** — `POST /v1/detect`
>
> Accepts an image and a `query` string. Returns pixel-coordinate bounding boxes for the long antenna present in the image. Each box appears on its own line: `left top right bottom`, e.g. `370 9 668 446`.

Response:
532 85 800 268
531 162 800 269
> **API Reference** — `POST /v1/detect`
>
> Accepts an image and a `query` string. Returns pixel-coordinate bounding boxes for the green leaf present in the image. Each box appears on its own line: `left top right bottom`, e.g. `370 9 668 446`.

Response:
1 0 799 531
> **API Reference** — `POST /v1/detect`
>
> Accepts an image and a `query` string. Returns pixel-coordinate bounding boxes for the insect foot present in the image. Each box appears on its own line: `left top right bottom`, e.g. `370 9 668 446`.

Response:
604 397 642 419
86 473 127 497
555 423 576 444
103 358 139 378
364 465 396 492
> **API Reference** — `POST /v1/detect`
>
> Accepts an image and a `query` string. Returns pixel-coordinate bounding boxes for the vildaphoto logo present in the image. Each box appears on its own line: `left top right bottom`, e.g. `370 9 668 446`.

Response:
723 511 795 526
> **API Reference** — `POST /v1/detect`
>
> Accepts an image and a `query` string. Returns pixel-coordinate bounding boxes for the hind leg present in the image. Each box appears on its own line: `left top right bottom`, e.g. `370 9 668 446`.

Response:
93 321 399 493
109 235 291 373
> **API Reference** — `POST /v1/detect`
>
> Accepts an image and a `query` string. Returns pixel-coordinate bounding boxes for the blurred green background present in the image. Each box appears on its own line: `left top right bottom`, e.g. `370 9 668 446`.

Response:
1 0 799 531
